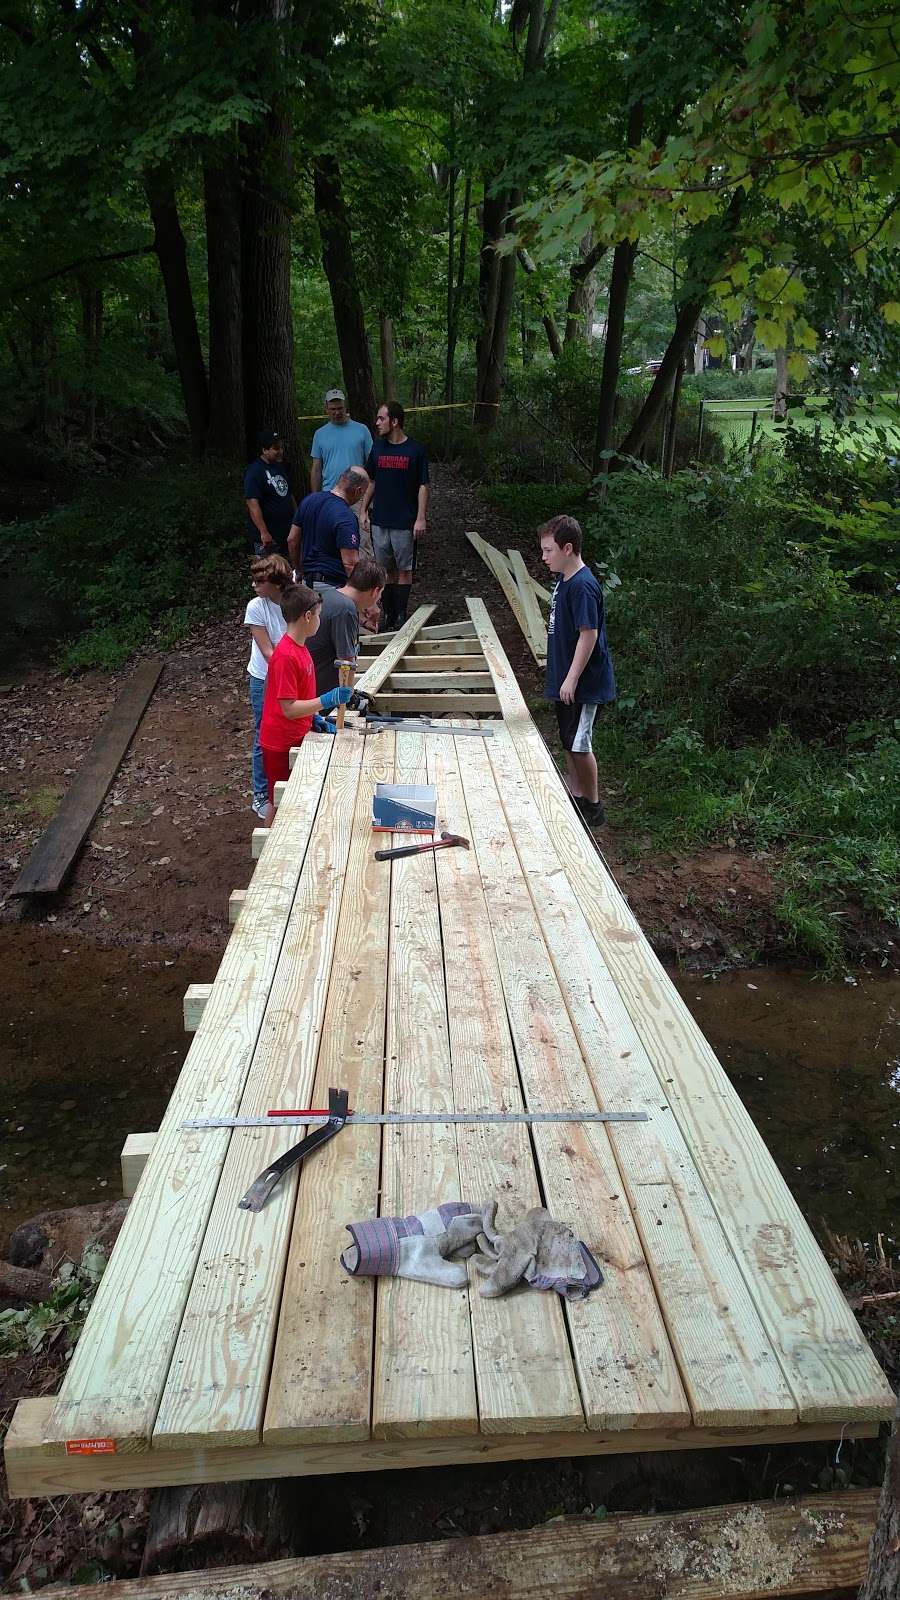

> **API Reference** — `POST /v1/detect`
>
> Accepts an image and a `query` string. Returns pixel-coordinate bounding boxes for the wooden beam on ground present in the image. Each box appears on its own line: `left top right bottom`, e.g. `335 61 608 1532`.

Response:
354 604 436 698
228 889 246 924
26 1491 881 1600
508 547 551 656
121 1134 156 1199
182 983 211 1033
11 658 164 896
465 532 546 665
370 692 500 716
510 553 554 606
384 671 494 691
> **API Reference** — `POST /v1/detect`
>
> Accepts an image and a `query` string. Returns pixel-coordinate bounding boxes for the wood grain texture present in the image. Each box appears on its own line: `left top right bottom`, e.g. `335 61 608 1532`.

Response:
482 726 794 1430
227 889 246 925
372 732 478 1441
263 735 396 1447
7 1398 876 1497
182 984 211 1033
384 671 494 690
152 739 362 1451
427 730 584 1435
455 735 691 1433
121 1134 155 1199
465 534 545 664
467 598 895 1426
361 637 483 657
25 1491 880 1600
507 548 550 651
11 658 163 896
354 606 436 697
41 735 335 1451
370 692 500 715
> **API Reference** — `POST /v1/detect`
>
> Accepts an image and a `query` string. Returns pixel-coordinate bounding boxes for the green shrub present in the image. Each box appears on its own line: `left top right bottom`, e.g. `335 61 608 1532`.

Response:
682 369 777 400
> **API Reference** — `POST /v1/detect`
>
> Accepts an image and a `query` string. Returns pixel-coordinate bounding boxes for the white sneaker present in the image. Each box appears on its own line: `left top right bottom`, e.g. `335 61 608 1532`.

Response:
251 796 268 818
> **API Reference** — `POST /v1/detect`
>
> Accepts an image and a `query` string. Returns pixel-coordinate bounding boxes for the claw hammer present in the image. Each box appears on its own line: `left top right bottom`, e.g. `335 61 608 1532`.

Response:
334 657 356 730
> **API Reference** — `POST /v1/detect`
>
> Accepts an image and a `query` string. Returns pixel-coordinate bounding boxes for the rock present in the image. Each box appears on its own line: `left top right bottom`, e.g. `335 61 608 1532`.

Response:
5 1198 129 1274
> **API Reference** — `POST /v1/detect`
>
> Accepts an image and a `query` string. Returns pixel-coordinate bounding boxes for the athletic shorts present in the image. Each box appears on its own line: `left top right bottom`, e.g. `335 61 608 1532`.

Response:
556 701 598 754
261 746 292 804
372 525 415 572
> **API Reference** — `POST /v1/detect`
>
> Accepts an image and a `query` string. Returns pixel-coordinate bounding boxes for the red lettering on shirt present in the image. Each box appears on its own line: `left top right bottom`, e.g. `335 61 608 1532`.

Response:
372 454 411 469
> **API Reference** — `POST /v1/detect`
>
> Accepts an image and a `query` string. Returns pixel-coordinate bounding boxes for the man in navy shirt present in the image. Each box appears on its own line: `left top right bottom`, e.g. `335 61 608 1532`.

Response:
243 430 296 556
360 401 429 631
540 514 616 828
288 465 368 586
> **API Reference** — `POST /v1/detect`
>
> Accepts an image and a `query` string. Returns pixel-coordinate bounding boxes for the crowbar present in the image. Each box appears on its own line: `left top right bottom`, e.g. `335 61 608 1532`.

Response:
237 1086 349 1211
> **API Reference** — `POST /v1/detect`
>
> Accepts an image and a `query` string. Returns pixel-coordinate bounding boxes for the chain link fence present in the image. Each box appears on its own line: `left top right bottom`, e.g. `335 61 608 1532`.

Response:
695 401 772 465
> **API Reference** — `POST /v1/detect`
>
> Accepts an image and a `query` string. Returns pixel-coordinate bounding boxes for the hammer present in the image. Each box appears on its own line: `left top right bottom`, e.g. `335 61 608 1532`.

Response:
375 831 470 862
334 657 356 730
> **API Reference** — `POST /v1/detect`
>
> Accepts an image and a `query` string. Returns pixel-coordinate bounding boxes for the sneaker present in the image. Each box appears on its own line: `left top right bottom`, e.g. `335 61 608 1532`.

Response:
251 795 268 818
576 797 606 827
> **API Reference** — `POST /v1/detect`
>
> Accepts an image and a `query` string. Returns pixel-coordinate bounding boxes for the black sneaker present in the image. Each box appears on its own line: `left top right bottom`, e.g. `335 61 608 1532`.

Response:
576 797 606 827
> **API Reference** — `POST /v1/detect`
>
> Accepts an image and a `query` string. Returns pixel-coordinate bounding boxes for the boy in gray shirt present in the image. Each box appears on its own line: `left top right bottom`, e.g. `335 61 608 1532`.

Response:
307 556 386 693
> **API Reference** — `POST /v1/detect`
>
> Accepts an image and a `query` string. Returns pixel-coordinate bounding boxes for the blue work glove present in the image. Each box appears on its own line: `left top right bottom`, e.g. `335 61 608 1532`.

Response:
319 686 353 711
312 713 336 735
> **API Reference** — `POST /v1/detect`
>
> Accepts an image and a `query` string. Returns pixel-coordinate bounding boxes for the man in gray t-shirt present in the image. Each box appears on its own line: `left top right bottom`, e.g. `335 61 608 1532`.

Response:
307 556 386 694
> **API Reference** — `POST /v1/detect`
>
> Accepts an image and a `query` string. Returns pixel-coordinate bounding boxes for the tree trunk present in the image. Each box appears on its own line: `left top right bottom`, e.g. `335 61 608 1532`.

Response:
145 164 210 454
564 230 606 347
858 1396 900 1600
378 311 396 400
474 186 519 428
241 106 301 477
517 249 562 360
313 154 377 426
693 318 707 376
663 357 684 478
141 1482 297 1575
444 172 472 407
773 345 790 420
78 280 102 443
591 238 638 472
203 143 245 461
614 297 702 465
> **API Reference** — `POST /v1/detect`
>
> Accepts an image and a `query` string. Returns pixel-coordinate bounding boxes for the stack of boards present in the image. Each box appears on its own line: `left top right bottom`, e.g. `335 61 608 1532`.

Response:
465 530 550 665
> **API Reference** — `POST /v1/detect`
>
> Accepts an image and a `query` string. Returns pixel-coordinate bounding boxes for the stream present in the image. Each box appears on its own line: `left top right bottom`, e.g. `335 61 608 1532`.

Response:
2 929 898 1250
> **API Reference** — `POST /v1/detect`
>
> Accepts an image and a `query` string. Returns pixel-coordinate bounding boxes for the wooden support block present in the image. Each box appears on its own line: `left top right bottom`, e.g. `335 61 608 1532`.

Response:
273 779 288 805
251 827 268 858
183 984 212 1033
121 1134 156 1199
355 605 436 699
371 693 500 716
228 889 246 924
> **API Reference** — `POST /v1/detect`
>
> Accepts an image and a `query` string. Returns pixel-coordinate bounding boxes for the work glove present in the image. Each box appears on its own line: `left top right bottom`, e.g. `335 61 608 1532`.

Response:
319 685 353 711
312 714 336 735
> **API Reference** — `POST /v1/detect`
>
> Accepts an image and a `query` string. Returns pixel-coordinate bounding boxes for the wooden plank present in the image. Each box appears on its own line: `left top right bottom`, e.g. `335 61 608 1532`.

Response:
384 671 494 691
508 547 550 654
264 734 396 1447
361 622 475 646
121 1134 155 1199
370 692 500 716
228 889 246 924
372 732 478 1440
426 730 585 1435
182 983 211 1033
6 1397 877 1497
406 638 484 656
25 1490 881 1600
474 727 794 1430
42 735 335 1451
454 736 693 1433
354 604 436 697
359 652 488 672
465 533 546 665
468 598 896 1426
251 827 268 859
11 658 164 896
152 738 363 1451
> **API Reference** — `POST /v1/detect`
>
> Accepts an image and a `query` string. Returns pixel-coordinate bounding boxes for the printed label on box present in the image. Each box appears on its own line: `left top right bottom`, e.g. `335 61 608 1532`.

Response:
66 1438 117 1456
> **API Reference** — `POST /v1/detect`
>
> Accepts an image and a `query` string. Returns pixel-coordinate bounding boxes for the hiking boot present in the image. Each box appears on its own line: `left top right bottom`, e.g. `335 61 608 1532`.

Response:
576 797 606 827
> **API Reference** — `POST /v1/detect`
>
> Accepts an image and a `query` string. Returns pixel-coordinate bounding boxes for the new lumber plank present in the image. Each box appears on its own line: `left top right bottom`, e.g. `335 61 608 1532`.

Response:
454 736 692 1433
426 729 584 1434
354 604 435 697
182 983 211 1033
508 547 550 653
371 692 500 715
24 1490 881 1600
264 734 396 1446
7 1397 877 1496
228 889 246 924
121 1134 155 1199
12 658 163 896
42 735 335 1451
152 738 362 1450
372 731 478 1440
465 532 546 665
479 726 794 1429
359 653 488 672
468 598 895 1426
384 671 494 690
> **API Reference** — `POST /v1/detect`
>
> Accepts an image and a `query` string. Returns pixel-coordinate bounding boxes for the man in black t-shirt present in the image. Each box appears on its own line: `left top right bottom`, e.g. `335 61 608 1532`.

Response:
360 401 429 631
243 430 296 556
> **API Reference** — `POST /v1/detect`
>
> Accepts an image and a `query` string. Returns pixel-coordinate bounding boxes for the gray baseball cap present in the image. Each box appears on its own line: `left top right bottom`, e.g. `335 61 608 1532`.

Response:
324 388 346 405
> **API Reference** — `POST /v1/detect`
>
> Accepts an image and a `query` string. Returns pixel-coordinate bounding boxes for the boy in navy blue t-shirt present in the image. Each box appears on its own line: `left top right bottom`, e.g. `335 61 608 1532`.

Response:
539 514 616 828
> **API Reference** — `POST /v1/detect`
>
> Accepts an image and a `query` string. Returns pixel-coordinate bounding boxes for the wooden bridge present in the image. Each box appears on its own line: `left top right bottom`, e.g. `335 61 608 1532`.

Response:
5 601 893 1499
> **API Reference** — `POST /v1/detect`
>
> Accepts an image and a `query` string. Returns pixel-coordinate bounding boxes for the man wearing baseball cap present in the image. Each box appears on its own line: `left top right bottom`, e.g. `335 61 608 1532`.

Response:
310 391 373 505
243 430 296 558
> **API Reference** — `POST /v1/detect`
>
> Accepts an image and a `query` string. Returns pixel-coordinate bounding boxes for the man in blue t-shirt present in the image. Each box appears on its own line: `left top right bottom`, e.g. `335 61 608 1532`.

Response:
288 465 369 586
360 401 429 631
540 514 616 829
243 430 296 556
309 389 373 492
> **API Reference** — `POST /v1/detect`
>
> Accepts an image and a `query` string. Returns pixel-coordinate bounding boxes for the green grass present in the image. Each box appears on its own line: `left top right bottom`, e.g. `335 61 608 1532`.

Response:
704 396 900 454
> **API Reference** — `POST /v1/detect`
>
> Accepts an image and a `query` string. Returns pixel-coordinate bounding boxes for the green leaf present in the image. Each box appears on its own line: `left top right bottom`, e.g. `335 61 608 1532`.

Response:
881 301 900 325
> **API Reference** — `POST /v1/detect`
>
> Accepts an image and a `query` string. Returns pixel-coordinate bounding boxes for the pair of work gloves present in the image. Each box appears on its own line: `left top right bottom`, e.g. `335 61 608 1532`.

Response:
341 1199 602 1300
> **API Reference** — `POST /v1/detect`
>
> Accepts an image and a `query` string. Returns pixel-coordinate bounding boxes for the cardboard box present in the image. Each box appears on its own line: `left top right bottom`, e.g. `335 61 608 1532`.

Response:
372 783 437 833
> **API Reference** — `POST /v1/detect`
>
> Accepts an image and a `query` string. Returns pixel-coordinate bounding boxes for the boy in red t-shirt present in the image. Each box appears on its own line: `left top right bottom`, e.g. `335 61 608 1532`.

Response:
259 582 352 826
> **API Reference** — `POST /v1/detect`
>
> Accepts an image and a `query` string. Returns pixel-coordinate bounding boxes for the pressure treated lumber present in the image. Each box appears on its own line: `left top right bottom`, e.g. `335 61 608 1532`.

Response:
228 889 246 924
11 658 164 896
26 1490 881 1600
354 605 436 697
426 730 584 1434
358 652 488 672
152 738 362 1450
370 692 500 716
365 637 484 657
264 735 396 1446
250 827 268 859
182 983 211 1032
467 597 895 1427
509 550 554 605
42 734 335 1451
372 731 477 1441
121 1133 155 1198
465 531 546 665
6 1398 878 1496
384 671 493 690
508 546 551 656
